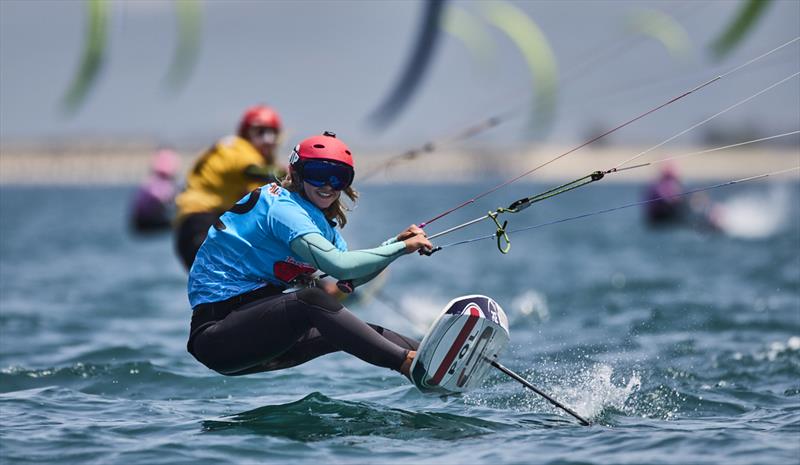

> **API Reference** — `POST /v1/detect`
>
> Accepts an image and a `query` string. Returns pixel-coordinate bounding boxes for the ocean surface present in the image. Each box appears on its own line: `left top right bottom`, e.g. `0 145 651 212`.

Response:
1 180 798 465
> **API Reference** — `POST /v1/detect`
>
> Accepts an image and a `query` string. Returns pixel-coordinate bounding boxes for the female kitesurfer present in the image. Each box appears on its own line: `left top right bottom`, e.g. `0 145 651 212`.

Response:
187 131 431 378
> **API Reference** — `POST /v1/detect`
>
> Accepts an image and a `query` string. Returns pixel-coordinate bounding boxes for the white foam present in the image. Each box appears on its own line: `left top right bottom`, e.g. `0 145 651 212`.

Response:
755 336 800 361
559 364 642 420
510 290 550 322
715 184 792 239
393 294 444 334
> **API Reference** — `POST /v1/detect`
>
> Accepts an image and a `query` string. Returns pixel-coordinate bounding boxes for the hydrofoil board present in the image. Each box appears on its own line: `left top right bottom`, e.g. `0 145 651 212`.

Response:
409 294 510 395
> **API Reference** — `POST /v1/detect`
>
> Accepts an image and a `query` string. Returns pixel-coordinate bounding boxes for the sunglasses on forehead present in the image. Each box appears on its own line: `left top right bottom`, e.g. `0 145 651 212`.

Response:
299 160 354 191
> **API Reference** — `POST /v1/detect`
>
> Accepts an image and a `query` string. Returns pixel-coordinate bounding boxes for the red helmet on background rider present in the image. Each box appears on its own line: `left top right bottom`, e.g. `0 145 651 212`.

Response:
237 105 282 138
289 131 354 190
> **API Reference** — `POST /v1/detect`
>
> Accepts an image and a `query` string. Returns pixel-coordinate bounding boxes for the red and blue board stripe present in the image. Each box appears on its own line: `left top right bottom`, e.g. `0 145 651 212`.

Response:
429 305 481 385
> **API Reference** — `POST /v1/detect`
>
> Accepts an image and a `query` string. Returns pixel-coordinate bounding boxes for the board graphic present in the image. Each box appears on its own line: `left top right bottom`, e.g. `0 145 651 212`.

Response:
410 294 510 395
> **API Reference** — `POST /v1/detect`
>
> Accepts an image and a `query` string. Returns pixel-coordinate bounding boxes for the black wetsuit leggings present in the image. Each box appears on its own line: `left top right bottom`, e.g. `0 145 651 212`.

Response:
188 287 419 376
174 212 219 271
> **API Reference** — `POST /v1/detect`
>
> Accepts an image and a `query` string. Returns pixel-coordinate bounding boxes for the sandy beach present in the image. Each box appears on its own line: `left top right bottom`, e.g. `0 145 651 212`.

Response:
0 142 797 185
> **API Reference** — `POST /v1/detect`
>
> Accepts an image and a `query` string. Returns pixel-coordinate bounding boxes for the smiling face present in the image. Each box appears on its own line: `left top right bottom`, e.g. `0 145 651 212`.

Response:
302 181 341 210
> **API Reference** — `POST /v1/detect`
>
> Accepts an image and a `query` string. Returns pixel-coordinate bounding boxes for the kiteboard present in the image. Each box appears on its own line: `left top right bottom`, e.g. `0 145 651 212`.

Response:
409 294 510 395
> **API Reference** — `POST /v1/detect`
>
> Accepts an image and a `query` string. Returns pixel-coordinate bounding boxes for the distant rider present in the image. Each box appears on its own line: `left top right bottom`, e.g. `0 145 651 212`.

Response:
130 148 180 233
187 131 430 378
174 104 285 270
643 163 688 226
643 163 721 231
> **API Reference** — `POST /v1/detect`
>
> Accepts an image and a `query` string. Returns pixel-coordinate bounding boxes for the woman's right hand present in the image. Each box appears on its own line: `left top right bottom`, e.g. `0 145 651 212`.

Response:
403 233 433 254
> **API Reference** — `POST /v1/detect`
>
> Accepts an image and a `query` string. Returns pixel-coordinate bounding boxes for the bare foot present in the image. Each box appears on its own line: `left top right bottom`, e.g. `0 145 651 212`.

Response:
400 350 416 379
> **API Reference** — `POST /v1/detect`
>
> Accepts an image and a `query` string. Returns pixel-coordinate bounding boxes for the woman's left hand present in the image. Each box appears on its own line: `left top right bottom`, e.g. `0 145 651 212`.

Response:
396 224 425 242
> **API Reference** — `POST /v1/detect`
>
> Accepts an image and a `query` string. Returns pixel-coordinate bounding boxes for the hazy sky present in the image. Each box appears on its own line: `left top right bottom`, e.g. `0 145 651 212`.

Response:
1 0 798 151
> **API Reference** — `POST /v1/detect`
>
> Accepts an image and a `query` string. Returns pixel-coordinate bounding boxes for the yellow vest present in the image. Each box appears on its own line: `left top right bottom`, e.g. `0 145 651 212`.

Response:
176 136 277 222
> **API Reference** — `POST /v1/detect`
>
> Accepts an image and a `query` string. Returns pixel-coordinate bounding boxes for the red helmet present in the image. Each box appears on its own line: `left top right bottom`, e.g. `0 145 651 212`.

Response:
237 105 282 137
289 131 354 168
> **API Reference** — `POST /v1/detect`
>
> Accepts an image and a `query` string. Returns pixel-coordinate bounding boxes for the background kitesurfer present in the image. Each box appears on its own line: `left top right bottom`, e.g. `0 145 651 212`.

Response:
174 104 286 270
642 163 688 226
129 147 181 234
643 162 722 231
187 131 431 378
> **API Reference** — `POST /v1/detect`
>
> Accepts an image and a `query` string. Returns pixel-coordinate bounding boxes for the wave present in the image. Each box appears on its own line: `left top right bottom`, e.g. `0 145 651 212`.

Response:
470 337 800 425
627 305 800 335
0 360 199 399
710 336 800 383
201 392 516 441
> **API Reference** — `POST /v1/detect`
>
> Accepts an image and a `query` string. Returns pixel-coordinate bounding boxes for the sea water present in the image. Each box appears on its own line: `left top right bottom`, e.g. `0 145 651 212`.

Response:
1 181 798 464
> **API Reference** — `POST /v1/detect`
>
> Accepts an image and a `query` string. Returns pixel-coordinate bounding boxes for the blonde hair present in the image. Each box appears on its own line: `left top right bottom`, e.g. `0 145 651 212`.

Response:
282 170 358 228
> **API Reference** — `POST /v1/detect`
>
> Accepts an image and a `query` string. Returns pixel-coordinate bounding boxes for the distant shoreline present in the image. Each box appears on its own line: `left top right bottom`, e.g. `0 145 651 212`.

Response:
1 143 797 185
